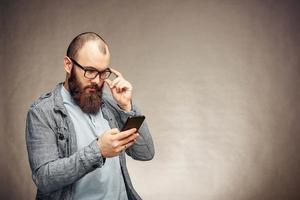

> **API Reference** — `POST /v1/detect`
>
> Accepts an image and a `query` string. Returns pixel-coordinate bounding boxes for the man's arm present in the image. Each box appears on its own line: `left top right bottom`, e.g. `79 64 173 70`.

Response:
112 103 155 161
26 107 104 194
104 68 155 161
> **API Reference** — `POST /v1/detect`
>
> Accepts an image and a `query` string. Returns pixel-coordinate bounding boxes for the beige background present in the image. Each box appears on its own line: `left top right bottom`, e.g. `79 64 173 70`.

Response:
1 0 300 199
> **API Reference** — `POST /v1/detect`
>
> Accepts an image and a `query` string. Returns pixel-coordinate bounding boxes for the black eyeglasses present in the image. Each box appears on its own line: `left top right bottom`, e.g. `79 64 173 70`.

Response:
69 57 112 80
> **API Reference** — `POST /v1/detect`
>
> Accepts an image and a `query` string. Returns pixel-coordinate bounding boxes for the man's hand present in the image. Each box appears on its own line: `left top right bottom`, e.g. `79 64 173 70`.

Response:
97 128 138 158
105 68 133 112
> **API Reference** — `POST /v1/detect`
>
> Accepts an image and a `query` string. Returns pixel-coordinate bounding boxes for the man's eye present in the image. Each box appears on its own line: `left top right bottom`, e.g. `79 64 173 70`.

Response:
86 70 98 75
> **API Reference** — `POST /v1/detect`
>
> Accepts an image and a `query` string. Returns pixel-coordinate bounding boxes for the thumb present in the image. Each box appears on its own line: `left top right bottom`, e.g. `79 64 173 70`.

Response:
105 79 113 88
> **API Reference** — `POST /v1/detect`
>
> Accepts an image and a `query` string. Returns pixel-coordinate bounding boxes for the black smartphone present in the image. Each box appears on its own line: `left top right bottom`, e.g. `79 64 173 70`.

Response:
122 115 145 131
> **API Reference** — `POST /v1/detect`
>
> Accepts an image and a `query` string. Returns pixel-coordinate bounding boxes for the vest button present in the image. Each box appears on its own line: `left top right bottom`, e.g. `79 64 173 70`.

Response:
59 134 65 140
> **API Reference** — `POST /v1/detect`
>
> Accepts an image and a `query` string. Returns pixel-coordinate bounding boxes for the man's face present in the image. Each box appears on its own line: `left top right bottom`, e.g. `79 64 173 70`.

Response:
68 41 110 114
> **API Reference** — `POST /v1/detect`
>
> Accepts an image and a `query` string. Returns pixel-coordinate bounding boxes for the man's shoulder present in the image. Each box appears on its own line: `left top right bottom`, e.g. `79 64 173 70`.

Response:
30 91 54 109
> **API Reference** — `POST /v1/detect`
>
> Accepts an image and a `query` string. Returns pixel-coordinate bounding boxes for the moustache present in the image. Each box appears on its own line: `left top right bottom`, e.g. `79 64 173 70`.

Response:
83 84 102 91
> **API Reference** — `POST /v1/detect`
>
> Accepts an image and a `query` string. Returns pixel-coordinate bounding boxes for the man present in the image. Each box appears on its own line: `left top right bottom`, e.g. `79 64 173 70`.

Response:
26 32 155 200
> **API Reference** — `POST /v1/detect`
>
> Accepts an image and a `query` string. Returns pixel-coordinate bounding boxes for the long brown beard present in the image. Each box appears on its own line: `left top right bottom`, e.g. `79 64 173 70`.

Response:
68 68 103 114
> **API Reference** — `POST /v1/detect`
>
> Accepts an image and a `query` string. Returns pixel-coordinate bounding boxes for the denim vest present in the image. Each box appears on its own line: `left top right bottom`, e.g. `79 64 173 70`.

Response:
26 83 155 200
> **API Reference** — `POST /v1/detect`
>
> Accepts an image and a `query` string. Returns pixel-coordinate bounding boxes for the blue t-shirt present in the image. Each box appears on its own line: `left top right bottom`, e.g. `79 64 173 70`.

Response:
61 86 128 200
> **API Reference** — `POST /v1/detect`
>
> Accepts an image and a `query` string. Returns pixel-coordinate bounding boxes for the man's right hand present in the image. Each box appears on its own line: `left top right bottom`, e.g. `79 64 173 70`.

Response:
97 128 139 158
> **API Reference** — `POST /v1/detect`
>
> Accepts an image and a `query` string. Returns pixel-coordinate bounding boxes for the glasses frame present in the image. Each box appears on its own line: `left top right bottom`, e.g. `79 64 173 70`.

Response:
69 57 112 80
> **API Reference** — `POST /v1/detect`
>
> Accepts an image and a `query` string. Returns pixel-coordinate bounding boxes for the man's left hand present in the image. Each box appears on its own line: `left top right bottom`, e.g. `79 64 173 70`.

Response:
105 68 132 112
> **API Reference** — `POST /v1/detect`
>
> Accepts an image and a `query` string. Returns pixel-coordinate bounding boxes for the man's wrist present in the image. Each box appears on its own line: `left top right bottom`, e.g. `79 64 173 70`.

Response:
86 139 106 169
118 102 132 112
96 138 104 157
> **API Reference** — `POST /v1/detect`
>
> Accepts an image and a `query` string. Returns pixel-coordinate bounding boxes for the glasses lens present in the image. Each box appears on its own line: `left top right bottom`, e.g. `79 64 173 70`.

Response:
85 70 99 79
100 71 111 79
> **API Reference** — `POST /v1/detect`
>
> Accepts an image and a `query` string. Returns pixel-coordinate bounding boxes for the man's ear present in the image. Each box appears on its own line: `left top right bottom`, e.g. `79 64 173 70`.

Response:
64 56 73 73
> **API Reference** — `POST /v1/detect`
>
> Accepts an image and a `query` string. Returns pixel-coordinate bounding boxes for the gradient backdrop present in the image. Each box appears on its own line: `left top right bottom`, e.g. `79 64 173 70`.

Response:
1 0 300 199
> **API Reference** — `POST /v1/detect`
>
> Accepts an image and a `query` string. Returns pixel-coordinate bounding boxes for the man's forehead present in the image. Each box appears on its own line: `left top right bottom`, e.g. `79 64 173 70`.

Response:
79 41 109 56
77 41 110 66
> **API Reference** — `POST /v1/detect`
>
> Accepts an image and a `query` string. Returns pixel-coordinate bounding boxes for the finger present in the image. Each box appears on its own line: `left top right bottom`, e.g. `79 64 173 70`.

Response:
119 133 139 146
105 79 119 95
115 80 130 90
110 68 123 78
117 140 136 152
111 77 122 89
115 128 137 140
105 79 113 88
115 80 133 94
108 128 120 135
124 140 135 149
106 77 123 92
115 81 124 93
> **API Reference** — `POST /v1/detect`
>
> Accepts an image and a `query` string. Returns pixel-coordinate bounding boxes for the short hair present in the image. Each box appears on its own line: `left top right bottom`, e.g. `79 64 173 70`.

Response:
66 32 108 60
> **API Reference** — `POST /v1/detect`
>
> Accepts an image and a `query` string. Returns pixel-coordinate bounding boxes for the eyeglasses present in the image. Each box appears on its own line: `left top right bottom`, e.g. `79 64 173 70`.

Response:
69 57 112 80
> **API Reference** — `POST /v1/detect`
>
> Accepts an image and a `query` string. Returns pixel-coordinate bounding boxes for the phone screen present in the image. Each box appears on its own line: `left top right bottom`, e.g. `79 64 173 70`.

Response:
122 115 145 131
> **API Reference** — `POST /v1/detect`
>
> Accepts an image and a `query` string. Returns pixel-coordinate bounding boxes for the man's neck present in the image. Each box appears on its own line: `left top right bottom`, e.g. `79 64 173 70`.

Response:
63 81 69 91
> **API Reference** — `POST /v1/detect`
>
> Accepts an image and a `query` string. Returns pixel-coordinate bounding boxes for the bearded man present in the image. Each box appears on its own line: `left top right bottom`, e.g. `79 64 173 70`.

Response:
25 32 154 200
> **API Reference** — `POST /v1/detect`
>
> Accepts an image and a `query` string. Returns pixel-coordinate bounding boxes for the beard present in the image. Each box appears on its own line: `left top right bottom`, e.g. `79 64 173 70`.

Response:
68 68 103 114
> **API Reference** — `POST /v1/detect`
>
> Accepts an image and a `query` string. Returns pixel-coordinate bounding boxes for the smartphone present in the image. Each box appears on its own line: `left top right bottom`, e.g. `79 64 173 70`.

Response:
122 115 145 131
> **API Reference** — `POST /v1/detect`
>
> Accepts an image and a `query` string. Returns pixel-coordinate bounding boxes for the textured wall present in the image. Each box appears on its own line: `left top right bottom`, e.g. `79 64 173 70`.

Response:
1 0 300 199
